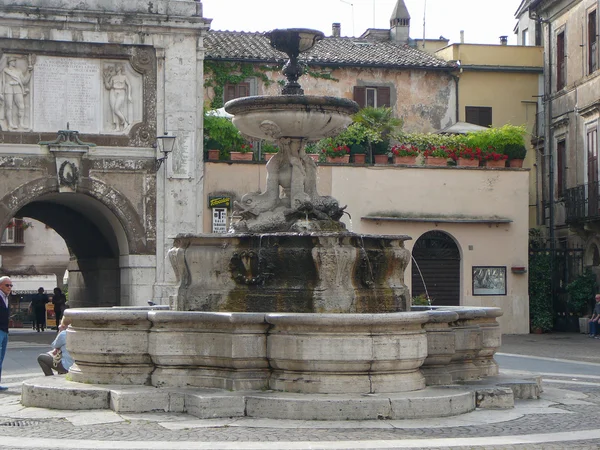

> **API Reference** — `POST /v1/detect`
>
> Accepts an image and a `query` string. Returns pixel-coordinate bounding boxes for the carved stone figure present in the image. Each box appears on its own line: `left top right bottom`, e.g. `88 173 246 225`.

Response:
0 56 33 130
103 64 132 131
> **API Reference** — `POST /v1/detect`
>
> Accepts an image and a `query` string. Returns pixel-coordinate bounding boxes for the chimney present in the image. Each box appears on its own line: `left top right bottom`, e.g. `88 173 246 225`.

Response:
460 30 464 43
500 35 508 45
332 23 341 38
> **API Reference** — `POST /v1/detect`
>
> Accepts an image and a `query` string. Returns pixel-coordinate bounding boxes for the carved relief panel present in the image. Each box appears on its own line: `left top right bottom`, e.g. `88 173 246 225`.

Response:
0 40 156 147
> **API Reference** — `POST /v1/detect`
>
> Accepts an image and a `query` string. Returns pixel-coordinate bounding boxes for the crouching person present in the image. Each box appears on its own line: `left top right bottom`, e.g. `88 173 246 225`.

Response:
37 317 73 376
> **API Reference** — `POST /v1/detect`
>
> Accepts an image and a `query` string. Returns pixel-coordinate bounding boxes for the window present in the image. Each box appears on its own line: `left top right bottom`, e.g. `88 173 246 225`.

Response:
557 139 567 197
1 219 15 244
589 10 597 74
556 31 566 90
223 82 250 103
465 106 492 127
353 86 391 108
535 24 542 46
522 28 529 46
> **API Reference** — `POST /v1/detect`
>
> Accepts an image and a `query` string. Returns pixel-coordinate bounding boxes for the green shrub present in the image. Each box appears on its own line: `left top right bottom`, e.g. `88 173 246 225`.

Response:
566 269 597 316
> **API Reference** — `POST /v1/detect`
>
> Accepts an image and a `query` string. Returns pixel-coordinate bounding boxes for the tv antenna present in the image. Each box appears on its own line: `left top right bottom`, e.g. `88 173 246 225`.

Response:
339 0 355 36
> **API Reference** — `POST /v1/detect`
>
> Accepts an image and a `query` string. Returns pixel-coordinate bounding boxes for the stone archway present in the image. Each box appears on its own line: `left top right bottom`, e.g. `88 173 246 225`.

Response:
411 230 461 306
0 177 155 308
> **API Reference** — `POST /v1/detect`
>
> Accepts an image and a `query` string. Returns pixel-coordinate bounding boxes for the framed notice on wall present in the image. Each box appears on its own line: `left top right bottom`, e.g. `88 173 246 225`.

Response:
472 266 506 296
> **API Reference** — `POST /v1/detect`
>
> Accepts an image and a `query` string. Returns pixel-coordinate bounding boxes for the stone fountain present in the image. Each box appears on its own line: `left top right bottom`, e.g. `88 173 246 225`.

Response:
21 29 536 420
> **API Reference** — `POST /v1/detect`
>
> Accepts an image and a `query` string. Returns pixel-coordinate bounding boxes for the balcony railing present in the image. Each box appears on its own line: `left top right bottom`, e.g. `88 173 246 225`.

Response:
565 182 600 222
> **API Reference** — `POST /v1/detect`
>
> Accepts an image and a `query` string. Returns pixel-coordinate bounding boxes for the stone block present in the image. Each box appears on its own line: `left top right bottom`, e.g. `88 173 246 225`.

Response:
388 388 475 418
245 393 393 421
109 387 171 413
184 391 246 419
21 377 110 410
499 381 541 399
475 387 514 409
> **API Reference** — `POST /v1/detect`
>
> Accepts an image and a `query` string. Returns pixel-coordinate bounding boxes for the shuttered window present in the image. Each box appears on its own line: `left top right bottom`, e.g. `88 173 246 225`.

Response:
465 106 492 127
557 31 566 90
224 82 250 103
353 86 391 108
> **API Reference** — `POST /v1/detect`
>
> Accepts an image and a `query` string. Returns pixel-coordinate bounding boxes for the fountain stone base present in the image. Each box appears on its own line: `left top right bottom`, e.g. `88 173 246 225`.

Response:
169 232 411 314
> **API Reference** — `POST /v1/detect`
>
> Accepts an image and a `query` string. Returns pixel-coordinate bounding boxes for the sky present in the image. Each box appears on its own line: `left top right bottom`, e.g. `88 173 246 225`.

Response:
202 0 523 46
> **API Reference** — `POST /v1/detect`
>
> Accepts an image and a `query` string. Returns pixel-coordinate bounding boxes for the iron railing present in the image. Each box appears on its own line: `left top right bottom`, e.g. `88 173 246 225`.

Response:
565 182 600 222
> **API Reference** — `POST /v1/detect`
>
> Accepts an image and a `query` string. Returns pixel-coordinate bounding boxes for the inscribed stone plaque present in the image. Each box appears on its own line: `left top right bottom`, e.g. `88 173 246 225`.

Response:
33 56 102 133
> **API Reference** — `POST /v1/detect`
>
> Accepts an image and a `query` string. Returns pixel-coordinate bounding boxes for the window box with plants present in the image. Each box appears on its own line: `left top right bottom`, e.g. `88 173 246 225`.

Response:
230 143 254 161
322 141 350 163
483 149 508 168
456 147 482 167
391 144 420 165
424 146 450 166
505 143 527 168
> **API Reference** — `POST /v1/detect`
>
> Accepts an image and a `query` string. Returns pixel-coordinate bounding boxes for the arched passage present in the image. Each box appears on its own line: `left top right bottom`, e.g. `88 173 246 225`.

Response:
411 230 461 306
1 177 155 308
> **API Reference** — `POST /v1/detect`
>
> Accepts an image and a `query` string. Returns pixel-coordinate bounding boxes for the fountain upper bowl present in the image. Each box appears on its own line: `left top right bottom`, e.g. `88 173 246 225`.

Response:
224 95 359 141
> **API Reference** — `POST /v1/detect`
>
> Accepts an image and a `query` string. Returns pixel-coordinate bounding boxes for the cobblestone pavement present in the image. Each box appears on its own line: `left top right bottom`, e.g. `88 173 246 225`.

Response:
1 332 599 449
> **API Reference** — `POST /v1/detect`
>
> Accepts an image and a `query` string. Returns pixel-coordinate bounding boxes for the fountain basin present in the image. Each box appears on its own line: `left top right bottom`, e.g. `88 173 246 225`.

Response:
224 95 358 140
168 232 411 314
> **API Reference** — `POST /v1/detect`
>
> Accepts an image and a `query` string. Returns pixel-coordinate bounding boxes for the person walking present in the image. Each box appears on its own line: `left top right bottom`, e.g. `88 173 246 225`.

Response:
52 287 66 331
0 276 13 391
588 294 600 338
30 287 49 332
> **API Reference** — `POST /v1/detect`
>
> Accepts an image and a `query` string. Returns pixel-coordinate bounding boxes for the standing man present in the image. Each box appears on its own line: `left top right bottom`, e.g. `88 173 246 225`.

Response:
0 276 13 391
52 287 66 331
589 294 600 338
31 287 49 332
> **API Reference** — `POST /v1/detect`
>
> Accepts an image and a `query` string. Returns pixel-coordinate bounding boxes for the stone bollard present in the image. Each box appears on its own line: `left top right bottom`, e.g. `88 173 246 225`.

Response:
66 309 153 385
420 309 459 385
265 312 429 394
473 307 503 377
148 311 270 390
446 308 485 382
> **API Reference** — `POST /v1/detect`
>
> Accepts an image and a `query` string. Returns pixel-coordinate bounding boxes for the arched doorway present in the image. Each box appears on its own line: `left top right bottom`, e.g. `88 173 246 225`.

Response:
411 230 460 306
1 176 155 309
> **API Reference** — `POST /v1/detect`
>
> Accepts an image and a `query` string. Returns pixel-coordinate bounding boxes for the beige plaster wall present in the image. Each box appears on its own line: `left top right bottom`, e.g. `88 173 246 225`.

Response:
203 162 530 334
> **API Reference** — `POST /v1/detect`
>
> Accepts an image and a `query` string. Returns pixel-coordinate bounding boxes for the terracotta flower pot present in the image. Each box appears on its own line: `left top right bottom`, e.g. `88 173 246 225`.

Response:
509 159 524 168
425 156 448 166
393 155 417 165
353 154 366 164
207 149 220 161
326 155 350 163
457 157 480 167
307 154 320 162
373 154 389 164
230 152 253 161
485 159 506 168
264 153 276 161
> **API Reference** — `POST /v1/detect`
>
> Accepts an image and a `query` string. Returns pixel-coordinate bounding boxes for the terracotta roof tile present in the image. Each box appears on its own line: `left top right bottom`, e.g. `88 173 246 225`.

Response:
205 30 456 70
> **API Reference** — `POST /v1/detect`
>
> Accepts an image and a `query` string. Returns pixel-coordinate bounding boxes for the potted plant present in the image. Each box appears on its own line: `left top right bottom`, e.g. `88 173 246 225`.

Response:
230 143 254 161
351 107 402 164
391 144 420 165
203 109 245 161
261 141 278 161
423 146 450 166
483 148 508 168
456 147 482 167
322 142 350 163
504 143 527 168
566 269 597 333
304 142 320 162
